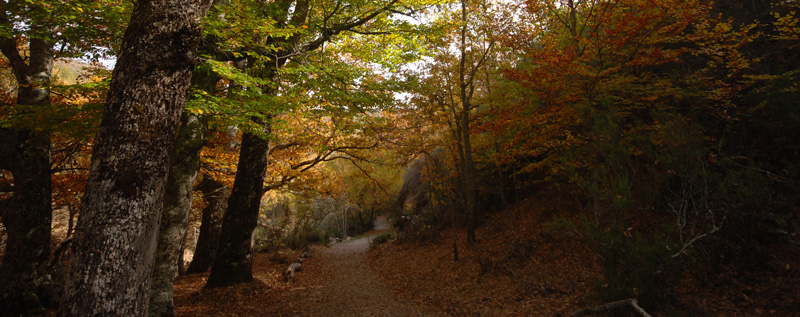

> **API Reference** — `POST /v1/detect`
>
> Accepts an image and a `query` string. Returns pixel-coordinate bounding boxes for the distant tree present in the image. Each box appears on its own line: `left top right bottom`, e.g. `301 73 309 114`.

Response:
58 0 213 315
405 0 506 243
185 174 229 274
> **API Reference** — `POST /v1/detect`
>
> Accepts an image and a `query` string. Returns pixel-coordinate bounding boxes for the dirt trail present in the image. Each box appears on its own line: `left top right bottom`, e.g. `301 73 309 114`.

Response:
174 215 423 316
277 215 423 316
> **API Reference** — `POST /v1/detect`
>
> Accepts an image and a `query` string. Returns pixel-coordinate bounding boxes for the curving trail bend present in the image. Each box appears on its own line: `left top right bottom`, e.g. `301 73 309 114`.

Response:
275 215 424 316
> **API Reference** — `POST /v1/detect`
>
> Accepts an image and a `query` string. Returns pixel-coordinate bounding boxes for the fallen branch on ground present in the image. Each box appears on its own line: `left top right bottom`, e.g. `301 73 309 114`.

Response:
284 262 302 282
284 248 312 282
570 298 652 317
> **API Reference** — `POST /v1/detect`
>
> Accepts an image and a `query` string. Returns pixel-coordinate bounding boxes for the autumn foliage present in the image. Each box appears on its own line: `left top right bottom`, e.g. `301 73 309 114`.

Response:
2 0 799 315
395 0 800 313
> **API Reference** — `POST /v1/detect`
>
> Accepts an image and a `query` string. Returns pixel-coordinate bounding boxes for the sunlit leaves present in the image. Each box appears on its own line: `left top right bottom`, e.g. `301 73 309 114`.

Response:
1 0 130 60
202 0 294 55
0 64 108 137
771 2 800 45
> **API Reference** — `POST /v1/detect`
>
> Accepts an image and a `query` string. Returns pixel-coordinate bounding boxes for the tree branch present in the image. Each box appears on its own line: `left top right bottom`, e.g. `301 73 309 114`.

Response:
571 298 652 317
52 167 90 173
347 29 392 36
0 21 28 83
262 141 380 194
297 0 401 55
269 141 301 155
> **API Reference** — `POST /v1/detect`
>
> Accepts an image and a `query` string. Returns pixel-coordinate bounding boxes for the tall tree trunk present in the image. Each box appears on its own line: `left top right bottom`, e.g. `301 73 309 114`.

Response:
460 111 478 244
458 0 478 245
58 1 212 315
148 112 207 317
205 130 270 287
201 0 396 288
186 175 228 274
0 36 58 315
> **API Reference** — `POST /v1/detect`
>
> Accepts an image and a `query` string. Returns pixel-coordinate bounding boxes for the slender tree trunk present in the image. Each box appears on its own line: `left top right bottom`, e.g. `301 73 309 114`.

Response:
205 129 271 287
460 111 478 244
59 1 212 315
0 36 57 315
186 175 228 274
148 112 207 317
458 0 478 245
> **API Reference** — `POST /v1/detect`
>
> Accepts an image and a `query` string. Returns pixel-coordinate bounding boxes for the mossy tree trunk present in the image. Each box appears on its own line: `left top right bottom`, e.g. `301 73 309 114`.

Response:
148 112 207 317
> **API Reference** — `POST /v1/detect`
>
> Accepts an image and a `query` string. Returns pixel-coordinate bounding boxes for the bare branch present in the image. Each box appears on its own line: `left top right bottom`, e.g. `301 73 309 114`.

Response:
571 298 652 317
297 0 401 54
0 39 27 83
336 155 391 195
346 30 392 36
269 141 301 155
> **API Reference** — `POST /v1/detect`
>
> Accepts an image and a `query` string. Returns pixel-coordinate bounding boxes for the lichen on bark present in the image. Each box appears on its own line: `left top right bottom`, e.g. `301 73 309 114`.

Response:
58 1 213 315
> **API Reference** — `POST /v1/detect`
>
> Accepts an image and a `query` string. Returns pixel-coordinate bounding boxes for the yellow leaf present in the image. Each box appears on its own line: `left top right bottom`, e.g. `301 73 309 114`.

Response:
198 109 204 114
301 25 308 29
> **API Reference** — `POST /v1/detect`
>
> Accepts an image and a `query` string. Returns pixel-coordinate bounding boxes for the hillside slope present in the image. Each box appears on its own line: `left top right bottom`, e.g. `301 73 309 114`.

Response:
369 196 800 316
369 197 602 315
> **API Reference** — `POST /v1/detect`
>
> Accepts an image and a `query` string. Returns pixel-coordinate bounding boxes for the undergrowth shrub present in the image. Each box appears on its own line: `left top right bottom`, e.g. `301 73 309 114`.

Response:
347 215 375 236
394 149 513 243
584 221 678 311
370 232 393 248
254 194 375 251
253 222 285 253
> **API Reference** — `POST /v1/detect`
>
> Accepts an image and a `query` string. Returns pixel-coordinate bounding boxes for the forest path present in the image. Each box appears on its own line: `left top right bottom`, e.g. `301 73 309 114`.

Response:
174 215 424 316
277 215 423 316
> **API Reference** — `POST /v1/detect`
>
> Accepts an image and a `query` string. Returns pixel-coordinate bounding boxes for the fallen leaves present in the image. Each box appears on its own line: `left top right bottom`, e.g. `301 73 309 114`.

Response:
173 196 800 316
368 197 602 316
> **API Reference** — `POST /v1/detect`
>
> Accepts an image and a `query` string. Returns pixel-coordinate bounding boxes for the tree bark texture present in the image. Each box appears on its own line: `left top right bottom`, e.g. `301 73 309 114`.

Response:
148 112 207 317
206 130 270 287
58 1 212 315
0 36 57 315
185 174 229 274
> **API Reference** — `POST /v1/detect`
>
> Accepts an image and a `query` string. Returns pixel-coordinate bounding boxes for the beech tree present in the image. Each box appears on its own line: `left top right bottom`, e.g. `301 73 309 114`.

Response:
0 31 56 315
204 0 428 287
0 1 126 314
490 0 778 308
453 0 497 243
58 0 213 315
185 174 229 274
148 112 208 317
147 48 222 317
